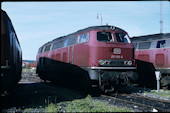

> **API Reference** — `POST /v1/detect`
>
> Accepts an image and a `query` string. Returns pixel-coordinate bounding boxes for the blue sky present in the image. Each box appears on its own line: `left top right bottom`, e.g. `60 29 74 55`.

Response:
2 1 170 60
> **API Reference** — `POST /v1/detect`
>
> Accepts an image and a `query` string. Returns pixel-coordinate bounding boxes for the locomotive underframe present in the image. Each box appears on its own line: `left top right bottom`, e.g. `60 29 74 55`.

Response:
85 67 138 93
157 69 170 89
160 75 170 89
156 68 170 74
37 57 139 93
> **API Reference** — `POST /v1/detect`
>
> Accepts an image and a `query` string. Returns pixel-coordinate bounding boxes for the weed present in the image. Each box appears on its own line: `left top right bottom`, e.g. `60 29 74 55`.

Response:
144 89 170 98
44 95 132 112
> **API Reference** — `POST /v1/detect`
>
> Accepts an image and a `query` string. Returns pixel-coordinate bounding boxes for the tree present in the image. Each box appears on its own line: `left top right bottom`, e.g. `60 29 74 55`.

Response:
27 64 31 69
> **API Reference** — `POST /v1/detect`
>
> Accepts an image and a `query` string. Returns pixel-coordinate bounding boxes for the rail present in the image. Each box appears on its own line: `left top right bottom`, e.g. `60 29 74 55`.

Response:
101 94 170 112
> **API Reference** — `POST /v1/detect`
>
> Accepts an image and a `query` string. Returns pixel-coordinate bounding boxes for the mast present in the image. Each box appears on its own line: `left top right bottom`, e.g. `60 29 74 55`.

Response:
160 0 163 33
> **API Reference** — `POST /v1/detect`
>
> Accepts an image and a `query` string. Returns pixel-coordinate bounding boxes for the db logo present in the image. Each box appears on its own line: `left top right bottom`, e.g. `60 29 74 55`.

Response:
113 48 121 54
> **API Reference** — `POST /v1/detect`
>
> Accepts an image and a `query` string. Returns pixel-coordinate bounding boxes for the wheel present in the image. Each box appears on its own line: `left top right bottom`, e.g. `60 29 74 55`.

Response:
161 76 170 90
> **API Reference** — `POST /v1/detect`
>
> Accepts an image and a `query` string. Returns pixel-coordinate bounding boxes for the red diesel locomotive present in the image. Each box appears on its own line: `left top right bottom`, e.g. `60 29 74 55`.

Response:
1 10 22 92
132 33 170 89
36 25 138 93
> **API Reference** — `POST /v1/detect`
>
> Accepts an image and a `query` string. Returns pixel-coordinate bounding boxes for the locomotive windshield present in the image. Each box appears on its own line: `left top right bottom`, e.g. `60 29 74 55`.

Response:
115 33 131 43
97 31 131 43
97 32 114 42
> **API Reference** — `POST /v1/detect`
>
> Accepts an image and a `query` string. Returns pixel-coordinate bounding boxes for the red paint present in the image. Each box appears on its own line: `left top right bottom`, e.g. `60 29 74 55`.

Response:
36 27 135 69
135 48 170 68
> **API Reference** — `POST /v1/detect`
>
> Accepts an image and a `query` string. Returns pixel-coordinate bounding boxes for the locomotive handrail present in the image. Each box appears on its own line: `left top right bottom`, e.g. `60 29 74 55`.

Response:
89 67 137 70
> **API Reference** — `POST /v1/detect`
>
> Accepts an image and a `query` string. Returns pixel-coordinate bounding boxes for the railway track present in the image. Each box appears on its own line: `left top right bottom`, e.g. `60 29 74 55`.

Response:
19 73 43 84
100 94 170 112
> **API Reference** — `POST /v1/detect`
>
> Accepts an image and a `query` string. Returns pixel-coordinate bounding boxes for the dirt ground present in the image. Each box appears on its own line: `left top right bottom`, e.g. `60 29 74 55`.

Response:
1 72 87 111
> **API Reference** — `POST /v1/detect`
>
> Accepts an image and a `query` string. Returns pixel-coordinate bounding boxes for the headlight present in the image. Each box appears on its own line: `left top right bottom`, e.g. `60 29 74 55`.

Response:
99 60 105 65
105 60 111 64
124 61 128 65
127 61 132 66
124 60 132 66
99 60 111 65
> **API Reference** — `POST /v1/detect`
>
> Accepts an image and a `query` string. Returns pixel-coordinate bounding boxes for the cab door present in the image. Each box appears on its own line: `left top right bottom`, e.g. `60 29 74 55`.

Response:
68 46 74 64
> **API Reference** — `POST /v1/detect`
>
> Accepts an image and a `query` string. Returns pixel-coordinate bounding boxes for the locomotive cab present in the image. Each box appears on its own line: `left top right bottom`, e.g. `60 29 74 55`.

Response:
87 28 138 93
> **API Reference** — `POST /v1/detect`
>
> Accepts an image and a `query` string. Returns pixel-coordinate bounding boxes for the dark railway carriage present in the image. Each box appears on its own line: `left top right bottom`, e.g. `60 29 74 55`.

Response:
1 10 22 91
131 33 170 89
36 25 139 93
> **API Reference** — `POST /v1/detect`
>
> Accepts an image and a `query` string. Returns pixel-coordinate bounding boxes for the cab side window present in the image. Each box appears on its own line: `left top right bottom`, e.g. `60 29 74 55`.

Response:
156 40 166 48
78 33 89 43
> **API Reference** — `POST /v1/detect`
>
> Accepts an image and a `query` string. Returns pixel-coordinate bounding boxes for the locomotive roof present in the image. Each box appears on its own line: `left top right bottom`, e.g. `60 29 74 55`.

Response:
42 25 126 46
131 33 170 42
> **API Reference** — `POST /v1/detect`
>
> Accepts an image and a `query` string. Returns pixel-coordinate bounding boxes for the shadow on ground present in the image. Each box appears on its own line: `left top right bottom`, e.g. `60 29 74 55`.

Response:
111 85 152 94
1 82 88 109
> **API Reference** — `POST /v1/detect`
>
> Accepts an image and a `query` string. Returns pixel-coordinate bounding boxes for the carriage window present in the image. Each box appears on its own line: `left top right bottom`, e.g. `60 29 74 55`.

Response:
78 33 89 43
138 42 151 50
52 40 64 50
166 40 170 47
115 33 130 43
97 32 113 42
44 45 51 52
69 36 77 46
156 40 166 48
64 39 69 47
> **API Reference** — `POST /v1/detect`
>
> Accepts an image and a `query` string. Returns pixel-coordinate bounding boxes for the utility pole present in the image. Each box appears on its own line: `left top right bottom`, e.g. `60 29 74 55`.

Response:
160 0 163 33
97 13 102 25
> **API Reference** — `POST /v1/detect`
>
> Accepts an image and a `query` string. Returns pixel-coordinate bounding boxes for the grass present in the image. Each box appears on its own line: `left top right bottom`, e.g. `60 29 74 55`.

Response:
44 95 132 112
23 108 32 113
24 95 132 112
144 89 170 98
22 68 36 73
